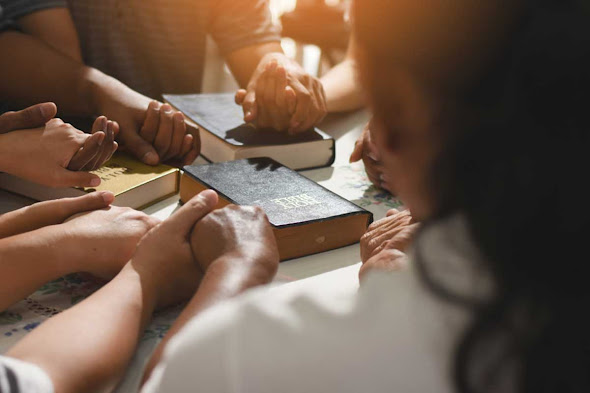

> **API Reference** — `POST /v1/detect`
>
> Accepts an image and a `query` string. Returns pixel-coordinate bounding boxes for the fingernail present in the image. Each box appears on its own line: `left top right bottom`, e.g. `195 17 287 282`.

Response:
368 152 379 161
198 189 218 206
142 152 159 165
40 104 51 119
100 191 114 204
90 177 101 187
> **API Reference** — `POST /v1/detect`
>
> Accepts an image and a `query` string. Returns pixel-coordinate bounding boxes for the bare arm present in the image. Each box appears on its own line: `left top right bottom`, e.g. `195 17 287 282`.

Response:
0 30 113 116
17 8 83 62
225 41 285 88
5 191 217 393
5 264 156 393
320 40 365 112
143 204 279 381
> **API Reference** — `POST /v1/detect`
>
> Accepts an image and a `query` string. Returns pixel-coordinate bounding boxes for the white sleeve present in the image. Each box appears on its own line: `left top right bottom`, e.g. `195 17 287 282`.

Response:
141 268 466 393
0 356 54 393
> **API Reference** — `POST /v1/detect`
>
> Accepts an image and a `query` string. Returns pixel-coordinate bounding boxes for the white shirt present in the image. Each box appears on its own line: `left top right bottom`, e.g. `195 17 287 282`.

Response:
143 215 481 393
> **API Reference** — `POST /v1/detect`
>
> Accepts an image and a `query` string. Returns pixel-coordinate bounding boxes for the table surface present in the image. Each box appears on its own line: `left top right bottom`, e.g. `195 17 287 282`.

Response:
0 109 403 392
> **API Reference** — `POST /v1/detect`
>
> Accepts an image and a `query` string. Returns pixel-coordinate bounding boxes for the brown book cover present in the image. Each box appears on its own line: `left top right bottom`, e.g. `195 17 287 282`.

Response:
0 153 179 209
164 93 336 171
180 157 372 261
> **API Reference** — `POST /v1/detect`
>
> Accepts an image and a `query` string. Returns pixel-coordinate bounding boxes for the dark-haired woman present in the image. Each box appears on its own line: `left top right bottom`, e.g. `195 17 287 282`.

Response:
2 1 589 392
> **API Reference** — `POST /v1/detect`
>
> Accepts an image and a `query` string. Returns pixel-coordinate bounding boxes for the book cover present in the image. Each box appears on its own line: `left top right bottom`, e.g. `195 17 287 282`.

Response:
164 93 336 170
0 153 179 210
180 157 373 260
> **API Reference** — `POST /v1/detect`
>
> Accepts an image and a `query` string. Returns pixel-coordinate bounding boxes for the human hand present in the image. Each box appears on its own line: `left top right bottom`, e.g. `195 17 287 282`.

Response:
0 116 117 188
359 209 419 280
190 204 279 275
130 190 218 308
94 85 199 166
350 120 393 194
67 116 118 171
236 54 327 134
0 102 57 134
0 191 114 239
61 206 160 280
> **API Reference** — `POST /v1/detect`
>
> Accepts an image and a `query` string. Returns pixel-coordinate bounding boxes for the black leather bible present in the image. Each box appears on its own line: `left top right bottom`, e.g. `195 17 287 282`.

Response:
164 93 335 170
180 158 372 261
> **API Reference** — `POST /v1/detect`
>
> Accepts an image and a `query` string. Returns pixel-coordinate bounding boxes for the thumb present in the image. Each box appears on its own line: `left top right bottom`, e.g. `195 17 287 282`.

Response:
235 89 247 105
242 91 258 123
0 102 57 133
349 135 364 163
162 190 218 234
386 208 400 217
121 130 160 165
56 169 102 188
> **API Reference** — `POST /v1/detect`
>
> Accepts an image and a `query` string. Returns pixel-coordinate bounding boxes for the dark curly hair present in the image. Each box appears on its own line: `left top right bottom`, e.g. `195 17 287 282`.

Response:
355 0 590 392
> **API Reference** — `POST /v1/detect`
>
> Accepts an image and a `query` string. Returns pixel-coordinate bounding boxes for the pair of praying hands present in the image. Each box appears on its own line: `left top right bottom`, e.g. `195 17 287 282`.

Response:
235 56 327 134
0 102 118 188
359 208 420 280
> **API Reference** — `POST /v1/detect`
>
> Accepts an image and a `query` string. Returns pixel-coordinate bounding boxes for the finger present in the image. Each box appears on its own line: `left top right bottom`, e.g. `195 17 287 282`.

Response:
285 86 297 115
256 67 273 128
265 66 288 130
235 89 247 105
298 83 325 133
105 122 120 161
91 116 108 134
162 190 218 234
154 104 174 160
0 102 57 133
386 208 400 217
288 80 312 134
55 169 102 188
275 66 290 126
68 132 104 171
242 91 258 123
349 135 364 163
139 101 162 144
89 120 116 170
61 191 115 216
166 112 186 161
121 129 159 165
182 135 200 166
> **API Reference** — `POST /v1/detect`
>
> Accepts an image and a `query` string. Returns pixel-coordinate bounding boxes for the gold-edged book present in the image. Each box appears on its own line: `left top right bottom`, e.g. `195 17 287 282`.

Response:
0 153 179 209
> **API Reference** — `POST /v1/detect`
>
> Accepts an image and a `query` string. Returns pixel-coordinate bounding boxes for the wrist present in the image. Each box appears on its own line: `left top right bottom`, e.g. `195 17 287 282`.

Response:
209 249 278 287
80 67 126 116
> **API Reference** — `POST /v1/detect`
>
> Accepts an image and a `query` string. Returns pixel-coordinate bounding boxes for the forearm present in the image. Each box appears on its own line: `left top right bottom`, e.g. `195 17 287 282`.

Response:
0 227 71 311
0 31 113 116
6 264 157 393
225 41 284 88
143 253 276 379
321 59 365 112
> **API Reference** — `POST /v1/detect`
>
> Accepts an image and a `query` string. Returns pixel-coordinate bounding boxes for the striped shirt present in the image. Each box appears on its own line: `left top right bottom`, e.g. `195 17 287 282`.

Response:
1 0 281 100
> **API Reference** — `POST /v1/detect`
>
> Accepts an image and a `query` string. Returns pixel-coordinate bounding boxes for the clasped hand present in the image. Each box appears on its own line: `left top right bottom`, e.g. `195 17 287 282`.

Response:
0 102 118 188
235 55 327 134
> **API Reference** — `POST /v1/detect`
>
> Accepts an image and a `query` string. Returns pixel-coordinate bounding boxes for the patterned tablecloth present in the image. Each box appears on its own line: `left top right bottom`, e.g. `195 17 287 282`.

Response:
0 162 402 392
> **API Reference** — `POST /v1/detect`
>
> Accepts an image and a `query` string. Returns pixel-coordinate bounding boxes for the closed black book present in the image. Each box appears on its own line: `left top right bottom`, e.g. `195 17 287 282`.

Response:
180 157 372 261
164 93 335 170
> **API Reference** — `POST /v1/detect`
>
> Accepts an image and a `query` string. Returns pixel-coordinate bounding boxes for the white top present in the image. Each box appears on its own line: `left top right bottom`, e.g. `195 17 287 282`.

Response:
0 356 54 393
143 216 482 393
